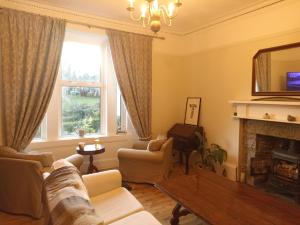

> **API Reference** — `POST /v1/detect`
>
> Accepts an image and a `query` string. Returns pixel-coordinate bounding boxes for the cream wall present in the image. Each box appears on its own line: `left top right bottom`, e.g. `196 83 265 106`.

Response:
181 0 300 180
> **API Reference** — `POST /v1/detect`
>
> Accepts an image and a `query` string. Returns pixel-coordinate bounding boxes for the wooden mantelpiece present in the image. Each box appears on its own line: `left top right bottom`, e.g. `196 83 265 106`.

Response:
229 100 300 124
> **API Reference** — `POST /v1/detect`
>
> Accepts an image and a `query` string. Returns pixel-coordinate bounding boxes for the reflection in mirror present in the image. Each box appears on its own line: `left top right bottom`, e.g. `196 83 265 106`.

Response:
252 42 300 96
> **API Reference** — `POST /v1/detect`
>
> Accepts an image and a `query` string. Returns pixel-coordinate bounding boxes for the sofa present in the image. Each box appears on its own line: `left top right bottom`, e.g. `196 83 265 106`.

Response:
0 146 83 218
82 170 162 225
118 138 174 184
44 160 162 225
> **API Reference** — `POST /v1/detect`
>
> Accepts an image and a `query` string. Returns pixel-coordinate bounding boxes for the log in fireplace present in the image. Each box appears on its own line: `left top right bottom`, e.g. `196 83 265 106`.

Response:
250 135 300 203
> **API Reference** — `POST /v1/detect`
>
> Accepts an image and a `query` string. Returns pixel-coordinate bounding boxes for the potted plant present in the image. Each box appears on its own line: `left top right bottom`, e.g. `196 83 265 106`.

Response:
195 132 228 176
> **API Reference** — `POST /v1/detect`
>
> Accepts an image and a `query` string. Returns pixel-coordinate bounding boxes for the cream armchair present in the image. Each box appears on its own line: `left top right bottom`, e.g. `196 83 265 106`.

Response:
117 138 173 184
0 146 83 218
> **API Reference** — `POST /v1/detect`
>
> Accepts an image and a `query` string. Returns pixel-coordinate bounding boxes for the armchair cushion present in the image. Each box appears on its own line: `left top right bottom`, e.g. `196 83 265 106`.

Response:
147 139 166 152
0 146 54 167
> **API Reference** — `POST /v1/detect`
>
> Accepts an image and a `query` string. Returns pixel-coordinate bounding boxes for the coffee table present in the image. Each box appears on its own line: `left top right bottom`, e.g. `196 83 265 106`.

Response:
155 169 300 225
76 144 105 174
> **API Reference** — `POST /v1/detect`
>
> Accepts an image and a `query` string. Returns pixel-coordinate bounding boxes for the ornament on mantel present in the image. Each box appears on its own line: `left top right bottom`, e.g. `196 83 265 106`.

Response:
287 115 296 122
263 113 271 119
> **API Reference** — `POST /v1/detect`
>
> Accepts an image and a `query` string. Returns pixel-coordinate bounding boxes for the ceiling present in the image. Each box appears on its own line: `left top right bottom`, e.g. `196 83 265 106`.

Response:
31 0 283 34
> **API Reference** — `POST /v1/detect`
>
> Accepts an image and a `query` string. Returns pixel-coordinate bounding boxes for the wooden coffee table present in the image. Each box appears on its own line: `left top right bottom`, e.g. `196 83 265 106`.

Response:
76 144 105 174
155 169 300 225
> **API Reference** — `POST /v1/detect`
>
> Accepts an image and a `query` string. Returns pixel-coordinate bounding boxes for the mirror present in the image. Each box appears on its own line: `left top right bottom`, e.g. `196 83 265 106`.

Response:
252 42 300 96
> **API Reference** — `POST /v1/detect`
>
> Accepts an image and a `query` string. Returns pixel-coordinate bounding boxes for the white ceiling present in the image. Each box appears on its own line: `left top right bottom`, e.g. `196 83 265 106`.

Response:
32 0 283 34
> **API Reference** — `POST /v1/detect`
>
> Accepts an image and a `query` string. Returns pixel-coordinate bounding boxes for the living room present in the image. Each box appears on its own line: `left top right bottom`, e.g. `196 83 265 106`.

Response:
1 0 300 225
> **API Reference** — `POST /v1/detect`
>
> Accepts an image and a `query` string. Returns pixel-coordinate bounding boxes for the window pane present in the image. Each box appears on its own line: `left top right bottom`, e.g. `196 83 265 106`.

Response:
61 41 101 82
61 87 100 136
33 126 42 139
117 87 127 133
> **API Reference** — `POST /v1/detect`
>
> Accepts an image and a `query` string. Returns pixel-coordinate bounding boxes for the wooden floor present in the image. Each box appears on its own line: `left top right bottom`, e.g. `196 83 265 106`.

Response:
0 165 205 225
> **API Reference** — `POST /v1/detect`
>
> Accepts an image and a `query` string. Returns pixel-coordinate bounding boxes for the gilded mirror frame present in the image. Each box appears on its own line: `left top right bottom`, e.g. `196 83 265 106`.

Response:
252 42 300 96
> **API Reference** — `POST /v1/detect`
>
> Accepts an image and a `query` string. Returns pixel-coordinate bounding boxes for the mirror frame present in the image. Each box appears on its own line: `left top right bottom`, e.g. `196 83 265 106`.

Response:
252 41 300 96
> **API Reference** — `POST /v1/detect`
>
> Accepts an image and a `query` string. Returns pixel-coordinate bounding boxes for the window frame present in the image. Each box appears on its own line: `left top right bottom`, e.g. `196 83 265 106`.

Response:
33 25 129 142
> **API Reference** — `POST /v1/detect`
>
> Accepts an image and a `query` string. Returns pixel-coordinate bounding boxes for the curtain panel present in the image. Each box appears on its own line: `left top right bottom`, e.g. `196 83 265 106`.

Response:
107 30 152 140
0 9 65 151
255 52 271 92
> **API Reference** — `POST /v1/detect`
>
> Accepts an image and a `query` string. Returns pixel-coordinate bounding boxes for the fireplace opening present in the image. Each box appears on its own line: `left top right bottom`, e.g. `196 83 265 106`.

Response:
249 134 300 203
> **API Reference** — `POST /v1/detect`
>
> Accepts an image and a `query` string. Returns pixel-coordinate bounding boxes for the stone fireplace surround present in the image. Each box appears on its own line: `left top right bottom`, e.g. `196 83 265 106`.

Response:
239 119 300 185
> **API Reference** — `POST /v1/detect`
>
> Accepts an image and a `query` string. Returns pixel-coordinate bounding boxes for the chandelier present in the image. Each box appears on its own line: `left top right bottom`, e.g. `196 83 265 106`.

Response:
127 0 182 33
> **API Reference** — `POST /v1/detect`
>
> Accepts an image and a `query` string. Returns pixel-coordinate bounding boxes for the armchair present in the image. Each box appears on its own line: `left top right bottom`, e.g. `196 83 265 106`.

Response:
117 138 173 184
0 146 83 218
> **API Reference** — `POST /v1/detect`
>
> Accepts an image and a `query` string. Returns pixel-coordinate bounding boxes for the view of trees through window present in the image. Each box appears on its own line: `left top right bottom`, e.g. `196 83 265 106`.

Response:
61 41 101 137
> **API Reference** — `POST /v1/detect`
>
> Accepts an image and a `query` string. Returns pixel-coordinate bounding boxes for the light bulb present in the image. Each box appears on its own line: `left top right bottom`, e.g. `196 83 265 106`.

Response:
128 0 134 8
141 4 147 18
168 2 175 17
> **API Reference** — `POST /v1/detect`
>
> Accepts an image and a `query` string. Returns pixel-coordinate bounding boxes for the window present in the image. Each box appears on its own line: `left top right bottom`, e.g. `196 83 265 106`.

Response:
60 41 102 137
117 86 127 133
32 26 129 142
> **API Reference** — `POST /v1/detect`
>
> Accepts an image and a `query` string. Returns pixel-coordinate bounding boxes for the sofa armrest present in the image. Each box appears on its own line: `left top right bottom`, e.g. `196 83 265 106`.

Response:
82 170 122 198
132 141 149 150
118 148 163 163
65 154 83 170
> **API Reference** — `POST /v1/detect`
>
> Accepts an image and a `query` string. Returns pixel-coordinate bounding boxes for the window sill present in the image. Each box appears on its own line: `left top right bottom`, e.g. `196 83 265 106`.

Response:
29 133 134 150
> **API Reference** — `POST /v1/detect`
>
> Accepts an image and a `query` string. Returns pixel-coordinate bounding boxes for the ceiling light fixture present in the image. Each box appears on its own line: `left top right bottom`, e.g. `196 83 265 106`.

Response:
127 0 182 33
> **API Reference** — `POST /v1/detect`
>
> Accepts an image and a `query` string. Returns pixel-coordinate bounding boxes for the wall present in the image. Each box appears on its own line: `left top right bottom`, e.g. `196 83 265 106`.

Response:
181 0 300 180
0 0 184 170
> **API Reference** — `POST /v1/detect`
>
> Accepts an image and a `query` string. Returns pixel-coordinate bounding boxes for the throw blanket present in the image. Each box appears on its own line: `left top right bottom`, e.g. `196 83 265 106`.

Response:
44 166 103 225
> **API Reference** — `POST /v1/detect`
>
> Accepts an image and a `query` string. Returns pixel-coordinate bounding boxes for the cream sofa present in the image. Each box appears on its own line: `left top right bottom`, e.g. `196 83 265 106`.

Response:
82 170 162 225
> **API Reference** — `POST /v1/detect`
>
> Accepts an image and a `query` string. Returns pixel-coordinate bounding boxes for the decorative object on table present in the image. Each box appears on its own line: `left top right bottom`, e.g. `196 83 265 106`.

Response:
184 97 201 126
77 129 85 137
126 0 182 33
263 113 271 119
287 114 297 122
78 142 85 150
76 144 105 174
94 139 101 149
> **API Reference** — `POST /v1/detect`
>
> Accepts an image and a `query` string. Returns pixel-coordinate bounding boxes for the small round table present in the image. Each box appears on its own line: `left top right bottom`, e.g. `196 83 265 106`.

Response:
76 144 105 174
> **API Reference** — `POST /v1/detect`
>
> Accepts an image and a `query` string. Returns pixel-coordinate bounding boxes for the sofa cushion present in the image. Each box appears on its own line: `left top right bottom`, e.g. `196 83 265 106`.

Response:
109 211 161 225
147 139 166 152
45 166 103 225
90 187 143 225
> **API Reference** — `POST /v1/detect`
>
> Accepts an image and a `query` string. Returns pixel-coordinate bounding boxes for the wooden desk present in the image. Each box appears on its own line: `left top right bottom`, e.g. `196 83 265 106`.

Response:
76 144 105 174
155 169 300 225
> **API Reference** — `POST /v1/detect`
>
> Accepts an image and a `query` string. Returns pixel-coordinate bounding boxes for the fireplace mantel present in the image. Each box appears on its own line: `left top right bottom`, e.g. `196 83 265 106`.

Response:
229 100 300 124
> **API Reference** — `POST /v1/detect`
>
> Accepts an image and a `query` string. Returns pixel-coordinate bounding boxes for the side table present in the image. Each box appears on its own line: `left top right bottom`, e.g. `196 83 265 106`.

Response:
76 144 105 174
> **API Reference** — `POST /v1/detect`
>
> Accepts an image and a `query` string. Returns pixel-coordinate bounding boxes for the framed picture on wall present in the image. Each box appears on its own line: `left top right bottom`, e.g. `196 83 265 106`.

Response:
184 97 201 125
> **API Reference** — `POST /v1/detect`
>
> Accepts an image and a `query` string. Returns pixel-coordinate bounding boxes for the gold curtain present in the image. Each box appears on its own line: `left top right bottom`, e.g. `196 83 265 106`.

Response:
0 9 65 151
106 30 152 140
255 52 271 92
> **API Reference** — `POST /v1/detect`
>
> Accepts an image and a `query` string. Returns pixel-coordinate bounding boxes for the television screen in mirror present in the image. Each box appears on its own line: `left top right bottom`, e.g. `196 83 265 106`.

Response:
252 42 300 96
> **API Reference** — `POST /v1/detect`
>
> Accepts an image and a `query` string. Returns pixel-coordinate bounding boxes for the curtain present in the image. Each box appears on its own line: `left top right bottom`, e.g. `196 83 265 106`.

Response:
0 9 65 151
255 52 271 92
106 30 152 140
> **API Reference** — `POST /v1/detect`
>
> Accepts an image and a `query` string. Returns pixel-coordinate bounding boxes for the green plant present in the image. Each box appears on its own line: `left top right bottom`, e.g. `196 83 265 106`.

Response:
203 144 227 171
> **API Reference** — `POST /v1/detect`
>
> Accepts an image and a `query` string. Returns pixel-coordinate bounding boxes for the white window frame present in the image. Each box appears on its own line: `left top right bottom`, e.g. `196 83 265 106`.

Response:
33 24 129 142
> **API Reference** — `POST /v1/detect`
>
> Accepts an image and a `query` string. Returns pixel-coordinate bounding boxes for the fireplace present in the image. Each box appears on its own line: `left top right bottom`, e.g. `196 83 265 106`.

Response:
239 119 300 203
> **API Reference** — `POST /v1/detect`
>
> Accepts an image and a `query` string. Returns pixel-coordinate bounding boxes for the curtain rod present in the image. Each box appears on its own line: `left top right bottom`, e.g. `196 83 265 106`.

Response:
0 7 165 40
65 19 165 40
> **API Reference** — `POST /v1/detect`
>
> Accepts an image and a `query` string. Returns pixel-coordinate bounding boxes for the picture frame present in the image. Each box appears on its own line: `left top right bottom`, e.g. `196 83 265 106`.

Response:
184 97 201 125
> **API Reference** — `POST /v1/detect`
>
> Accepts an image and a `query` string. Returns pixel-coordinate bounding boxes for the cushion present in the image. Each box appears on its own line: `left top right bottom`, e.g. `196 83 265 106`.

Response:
52 159 75 170
90 187 143 224
147 139 166 152
109 211 162 225
45 166 103 225
0 146 54 167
